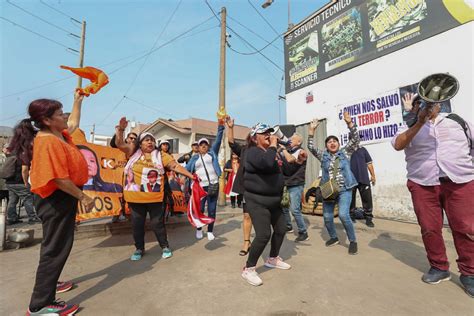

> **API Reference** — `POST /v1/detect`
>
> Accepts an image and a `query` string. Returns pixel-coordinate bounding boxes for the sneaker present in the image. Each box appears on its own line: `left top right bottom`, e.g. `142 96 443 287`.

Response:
207 232 215 241
162 247 173 259
421 267 451 284
286 227 294 233
130 249 144 261
27 300 79 316
460 275 474 298
118 214 127 222
365 218 375 228
241 266 263 286
295 232 309 242
56 281 74 294
196 229 203 240
28 217 41 224
348 242 358 255
325 238 339 247
264 256 291 270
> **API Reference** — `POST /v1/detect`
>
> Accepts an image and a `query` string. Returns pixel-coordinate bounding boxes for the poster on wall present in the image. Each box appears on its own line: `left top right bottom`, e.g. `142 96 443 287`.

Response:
337 81 453 146
284 0 474 93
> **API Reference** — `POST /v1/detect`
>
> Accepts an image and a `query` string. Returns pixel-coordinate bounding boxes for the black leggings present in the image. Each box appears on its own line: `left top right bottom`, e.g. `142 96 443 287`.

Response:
29 190 77 311
129 202 168 250
230 194 243 206
245 192 286 268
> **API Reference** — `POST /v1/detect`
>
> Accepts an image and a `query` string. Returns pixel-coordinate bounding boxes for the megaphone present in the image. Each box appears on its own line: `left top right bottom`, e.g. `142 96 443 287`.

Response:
272 125 291 146
418 73 459 104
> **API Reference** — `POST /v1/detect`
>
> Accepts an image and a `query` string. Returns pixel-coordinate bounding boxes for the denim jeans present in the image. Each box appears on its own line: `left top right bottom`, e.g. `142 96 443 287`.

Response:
323 189 356 242
6 183 37 221
282 185 307 234
199 186 218 232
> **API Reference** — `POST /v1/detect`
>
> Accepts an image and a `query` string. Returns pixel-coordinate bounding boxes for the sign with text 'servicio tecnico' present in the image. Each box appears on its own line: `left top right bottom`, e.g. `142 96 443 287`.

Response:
337 89 403 146
284 0 473 94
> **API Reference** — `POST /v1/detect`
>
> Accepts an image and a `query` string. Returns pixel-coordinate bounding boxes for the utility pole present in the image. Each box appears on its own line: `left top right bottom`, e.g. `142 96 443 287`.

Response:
217 7 227 207
77 21 86 88
91 124 96 143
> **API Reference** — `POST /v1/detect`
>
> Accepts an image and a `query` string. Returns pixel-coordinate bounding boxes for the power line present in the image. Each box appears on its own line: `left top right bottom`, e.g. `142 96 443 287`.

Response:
247 0 281 37
124 96 178 119
0 16 79 52
227 25 284 72
204 0 221 23
227 15 283 53
226 30 281 55
99 1 184 124
6 0 79 37
39 0 81 24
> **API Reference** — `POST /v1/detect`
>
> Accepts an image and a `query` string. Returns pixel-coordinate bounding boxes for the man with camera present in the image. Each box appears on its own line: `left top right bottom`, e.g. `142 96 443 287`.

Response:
392 90 474 298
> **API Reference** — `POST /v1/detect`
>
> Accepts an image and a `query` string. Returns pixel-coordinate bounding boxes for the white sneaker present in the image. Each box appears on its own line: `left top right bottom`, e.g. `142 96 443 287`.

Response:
264 256 291 270
241 266 263 286
196 230 203 239
207 232 215 241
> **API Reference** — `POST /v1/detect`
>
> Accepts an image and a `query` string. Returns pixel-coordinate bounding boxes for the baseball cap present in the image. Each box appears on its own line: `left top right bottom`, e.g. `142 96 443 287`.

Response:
198 138 210 145
139 132 156 142
159 140 170 145
191 141 199 146
250 123 274 136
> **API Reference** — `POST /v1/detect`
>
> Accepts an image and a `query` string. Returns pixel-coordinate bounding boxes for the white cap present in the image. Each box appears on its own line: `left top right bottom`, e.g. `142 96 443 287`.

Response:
160 140 170 145
198 138 210 145
139 132 156 142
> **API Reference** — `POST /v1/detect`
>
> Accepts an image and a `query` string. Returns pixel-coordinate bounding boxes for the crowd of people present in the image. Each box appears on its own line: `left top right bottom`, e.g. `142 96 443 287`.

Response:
1 82 473 314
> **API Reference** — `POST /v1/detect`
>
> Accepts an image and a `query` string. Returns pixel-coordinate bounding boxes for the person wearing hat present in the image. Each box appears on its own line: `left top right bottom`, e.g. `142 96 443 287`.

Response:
115 117 194 261
177 141 199 165
158 139 175 216
185 120 225 240
241 123 290 286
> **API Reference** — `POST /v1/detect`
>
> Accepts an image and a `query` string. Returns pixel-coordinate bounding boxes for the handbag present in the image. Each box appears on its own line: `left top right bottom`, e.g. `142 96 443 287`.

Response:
200 154 219 197
320 158 340 201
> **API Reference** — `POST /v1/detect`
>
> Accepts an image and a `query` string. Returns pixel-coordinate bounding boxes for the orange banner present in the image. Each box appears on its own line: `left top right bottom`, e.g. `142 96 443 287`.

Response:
72 130 127 221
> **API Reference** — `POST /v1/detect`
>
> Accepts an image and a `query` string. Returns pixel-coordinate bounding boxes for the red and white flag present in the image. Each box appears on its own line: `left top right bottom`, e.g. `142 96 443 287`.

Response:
187 176 214 228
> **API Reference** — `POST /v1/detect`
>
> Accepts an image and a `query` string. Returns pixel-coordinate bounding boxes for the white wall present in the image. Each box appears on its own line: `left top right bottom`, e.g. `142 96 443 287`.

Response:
286 23 473 221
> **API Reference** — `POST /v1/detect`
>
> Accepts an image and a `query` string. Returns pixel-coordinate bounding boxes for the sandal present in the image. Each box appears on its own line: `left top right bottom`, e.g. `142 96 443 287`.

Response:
239 240 251 256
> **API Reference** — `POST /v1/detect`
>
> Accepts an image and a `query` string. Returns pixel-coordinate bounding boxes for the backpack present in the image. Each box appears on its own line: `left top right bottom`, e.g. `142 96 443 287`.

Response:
0 156 17 179
447 114 473 152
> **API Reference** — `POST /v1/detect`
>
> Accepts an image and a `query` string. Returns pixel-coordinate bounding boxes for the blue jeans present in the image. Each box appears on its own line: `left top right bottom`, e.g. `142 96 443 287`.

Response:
282 185 307 234
199 186 218 232
6 183 37 221
323 189 356 242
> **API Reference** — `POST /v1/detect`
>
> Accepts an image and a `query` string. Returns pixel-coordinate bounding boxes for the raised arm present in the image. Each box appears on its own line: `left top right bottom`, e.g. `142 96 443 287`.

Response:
342 111 360 157
226 116 235 144
307 118 323 161
115 117 136 158
67 91 85 134
211 123 225 155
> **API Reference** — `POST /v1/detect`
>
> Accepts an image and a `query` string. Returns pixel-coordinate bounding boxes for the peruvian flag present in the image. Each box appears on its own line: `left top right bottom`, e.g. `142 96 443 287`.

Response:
187 175 215 228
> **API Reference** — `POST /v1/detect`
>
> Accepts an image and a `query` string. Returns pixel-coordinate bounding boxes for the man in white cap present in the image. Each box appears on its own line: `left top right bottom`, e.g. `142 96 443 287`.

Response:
178 141 199 165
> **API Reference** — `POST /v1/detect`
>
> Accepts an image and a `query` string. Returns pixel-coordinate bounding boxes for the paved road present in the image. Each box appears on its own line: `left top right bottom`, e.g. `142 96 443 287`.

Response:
1 215 472 315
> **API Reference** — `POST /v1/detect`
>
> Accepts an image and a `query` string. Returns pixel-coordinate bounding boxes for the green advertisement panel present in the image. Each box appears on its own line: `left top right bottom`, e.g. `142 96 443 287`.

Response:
284 0 473 94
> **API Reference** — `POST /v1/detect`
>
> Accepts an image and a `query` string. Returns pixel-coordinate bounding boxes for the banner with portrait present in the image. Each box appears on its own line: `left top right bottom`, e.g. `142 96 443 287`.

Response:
72 130 127 221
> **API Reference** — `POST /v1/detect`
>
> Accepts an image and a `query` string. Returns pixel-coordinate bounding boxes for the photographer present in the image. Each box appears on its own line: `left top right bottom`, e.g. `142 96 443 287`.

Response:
392 95 474 297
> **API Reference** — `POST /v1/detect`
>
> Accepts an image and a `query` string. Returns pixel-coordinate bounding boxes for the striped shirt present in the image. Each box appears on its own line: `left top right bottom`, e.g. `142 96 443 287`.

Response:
307 125 360 188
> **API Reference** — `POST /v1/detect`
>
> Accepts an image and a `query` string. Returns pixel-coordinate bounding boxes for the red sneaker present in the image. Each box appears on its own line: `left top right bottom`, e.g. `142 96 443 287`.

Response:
56 281 74 294
26 300 79 315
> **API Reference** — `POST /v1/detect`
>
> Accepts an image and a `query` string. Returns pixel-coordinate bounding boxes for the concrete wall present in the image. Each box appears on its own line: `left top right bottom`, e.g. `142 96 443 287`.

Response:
286 23 473 222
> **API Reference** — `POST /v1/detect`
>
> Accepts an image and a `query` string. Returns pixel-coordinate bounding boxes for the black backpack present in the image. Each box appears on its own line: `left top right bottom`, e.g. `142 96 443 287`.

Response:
0 156 17 179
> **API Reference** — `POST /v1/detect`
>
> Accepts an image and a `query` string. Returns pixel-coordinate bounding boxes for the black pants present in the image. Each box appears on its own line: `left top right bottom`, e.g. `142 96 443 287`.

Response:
230 194 243 207
350 183 373 219
245 192 286 268
129 202 168 250
29 190 77 310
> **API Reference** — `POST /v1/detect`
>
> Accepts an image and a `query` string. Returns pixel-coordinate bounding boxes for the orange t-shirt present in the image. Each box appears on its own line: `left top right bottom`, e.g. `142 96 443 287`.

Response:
30 130 88 198
123 152 174 203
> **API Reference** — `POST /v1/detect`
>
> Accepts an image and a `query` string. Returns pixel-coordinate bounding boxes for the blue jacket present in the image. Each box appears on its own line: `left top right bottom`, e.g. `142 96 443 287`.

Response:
186 124 224 177
321 150 358 191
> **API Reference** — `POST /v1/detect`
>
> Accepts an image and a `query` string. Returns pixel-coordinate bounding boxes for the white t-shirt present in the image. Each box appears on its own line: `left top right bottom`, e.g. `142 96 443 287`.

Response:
195 153 219 186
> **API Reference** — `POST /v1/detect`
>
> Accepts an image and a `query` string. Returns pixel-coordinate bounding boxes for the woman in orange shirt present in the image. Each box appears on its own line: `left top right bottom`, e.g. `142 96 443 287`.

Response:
22 92 95 316
115 117 193 261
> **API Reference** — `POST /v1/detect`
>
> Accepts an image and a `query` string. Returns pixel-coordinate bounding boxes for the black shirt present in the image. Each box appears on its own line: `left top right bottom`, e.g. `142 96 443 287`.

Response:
350 147 372 185
229 142 246 195
244 146 284 197
281 147 306 187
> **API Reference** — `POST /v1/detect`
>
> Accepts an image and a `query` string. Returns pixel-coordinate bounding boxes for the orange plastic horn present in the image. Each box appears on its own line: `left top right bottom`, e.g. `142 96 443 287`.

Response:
60 65 109 97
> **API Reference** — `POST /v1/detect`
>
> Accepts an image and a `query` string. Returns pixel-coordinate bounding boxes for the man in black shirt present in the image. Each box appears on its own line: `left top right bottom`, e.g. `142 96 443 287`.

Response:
349 147 376 227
